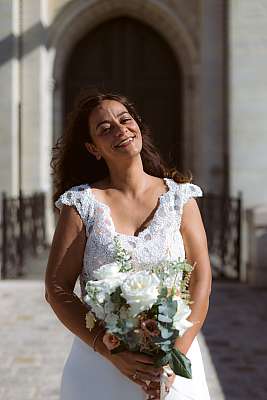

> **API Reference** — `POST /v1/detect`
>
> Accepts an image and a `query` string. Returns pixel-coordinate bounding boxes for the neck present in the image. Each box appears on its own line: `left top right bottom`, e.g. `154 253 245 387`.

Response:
107 156 149 196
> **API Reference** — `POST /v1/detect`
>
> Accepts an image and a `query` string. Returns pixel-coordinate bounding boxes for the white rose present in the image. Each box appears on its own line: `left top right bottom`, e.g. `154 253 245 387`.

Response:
90 276 125 299
121 271 160 317
93 262 121 280
172 296 193 336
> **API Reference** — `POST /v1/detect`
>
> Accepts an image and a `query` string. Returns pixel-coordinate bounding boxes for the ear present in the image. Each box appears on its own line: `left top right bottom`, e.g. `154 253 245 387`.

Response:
85 142 101 160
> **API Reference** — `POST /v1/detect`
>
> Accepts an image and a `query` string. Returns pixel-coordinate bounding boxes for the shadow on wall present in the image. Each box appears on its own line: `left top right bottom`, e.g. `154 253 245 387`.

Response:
0 22 46 66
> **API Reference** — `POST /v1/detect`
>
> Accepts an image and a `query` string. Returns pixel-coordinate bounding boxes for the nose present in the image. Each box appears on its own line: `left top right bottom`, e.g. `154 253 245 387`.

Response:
114 123 128 137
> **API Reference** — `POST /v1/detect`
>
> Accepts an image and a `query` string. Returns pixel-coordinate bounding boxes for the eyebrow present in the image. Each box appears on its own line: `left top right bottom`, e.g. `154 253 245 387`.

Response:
95 111 129 130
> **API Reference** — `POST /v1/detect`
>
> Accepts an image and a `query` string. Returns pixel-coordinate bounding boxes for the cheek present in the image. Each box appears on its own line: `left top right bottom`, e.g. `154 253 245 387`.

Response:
131 121 142 137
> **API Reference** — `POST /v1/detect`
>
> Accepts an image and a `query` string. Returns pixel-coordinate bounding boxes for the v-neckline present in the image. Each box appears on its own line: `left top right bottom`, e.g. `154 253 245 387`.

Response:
87 178 172 239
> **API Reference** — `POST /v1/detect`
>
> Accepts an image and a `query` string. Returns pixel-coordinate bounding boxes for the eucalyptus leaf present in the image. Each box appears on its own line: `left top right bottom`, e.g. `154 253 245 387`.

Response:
160 287 168 297
160 327 173 339
158 314 172 323
166 299 177 318
169 348 192 379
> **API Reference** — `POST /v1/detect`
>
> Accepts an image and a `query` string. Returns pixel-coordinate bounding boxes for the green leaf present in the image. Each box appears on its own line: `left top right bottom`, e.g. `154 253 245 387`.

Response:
170 330 180 342
160 287 168 297
110 342 127 354
169 348 192 379
110 287 123 304
166 299 177 318
154 352 171 368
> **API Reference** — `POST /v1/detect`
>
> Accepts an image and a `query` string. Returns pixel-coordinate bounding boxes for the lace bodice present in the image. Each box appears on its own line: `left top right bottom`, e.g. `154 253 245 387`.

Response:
55 178 202 298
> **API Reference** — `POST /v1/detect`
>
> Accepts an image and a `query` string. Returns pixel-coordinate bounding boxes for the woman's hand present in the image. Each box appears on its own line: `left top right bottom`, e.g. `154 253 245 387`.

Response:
106 350 162 398
95 331 176 399
146 371 175 399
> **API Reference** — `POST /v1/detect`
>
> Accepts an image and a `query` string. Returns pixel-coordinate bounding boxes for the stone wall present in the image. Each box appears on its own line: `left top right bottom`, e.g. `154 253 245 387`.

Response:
229 0 267 280
0 0 19 194
229 0 267 206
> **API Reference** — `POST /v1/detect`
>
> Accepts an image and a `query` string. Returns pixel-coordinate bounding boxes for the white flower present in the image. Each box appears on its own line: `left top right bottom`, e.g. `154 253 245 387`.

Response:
93 262 121 280
104 298 115 314
88 274 126 302
163 271 183 289
121 271 160 317
172 296 193 336
84 294 105 319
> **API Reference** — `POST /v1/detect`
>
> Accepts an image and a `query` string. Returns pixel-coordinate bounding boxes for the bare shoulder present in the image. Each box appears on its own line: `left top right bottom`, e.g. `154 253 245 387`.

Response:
57 204 84 233
147 175 168 192
180 198 204 233
89 178 111 203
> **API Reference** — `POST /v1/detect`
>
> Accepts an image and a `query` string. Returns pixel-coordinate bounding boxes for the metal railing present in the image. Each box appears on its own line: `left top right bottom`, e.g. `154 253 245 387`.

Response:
1 191 47 279
198 193 242 280
1 190 242 280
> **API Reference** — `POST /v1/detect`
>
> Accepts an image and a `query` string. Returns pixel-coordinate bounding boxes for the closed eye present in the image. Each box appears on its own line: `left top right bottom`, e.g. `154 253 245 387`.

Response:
121 118 132 123
100 125 112 134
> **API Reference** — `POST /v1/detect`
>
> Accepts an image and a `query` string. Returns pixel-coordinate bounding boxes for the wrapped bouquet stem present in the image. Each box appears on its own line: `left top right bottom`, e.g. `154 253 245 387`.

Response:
84 236 195 399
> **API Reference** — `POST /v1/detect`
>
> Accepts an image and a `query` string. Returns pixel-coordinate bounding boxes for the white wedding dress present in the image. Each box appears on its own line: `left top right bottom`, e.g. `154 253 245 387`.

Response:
55 178 211 400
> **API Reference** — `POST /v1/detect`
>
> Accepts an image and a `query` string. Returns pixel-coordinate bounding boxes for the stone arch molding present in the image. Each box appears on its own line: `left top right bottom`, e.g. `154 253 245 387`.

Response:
48 0 199 171
49 0 197 78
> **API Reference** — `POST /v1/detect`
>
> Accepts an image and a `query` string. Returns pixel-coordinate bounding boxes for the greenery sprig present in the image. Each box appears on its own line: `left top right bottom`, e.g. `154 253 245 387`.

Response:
114 235 133 272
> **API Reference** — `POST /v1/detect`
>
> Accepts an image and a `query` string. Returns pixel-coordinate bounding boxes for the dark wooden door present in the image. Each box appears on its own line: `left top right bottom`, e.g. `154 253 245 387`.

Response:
64 17 183 168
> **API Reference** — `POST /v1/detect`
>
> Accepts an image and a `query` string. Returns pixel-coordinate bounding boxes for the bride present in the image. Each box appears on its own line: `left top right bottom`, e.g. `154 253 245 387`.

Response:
45 89 211 400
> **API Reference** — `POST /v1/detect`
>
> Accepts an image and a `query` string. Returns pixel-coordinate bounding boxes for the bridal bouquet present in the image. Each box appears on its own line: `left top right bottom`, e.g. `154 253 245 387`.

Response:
84 237 195 399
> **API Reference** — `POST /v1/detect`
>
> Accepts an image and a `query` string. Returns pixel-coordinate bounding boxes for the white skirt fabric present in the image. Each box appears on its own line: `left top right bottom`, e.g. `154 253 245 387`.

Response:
60 335 210 400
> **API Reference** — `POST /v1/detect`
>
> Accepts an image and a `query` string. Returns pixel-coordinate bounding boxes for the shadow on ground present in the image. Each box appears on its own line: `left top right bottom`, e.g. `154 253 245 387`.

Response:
202 281 267 400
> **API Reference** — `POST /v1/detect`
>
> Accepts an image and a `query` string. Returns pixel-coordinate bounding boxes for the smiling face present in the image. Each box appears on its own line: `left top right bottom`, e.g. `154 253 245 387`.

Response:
85 99 142 164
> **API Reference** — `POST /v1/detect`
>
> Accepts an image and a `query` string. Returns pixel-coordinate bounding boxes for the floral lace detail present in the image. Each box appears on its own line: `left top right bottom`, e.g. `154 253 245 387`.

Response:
55 179 203 298
55 184 95 236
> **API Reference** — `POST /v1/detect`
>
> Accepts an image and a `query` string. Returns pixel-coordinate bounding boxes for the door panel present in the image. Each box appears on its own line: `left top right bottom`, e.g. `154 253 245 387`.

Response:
64 17 182 168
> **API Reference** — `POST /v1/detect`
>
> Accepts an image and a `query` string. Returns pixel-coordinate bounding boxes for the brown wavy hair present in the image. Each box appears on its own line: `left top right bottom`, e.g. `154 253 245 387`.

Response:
51 88 192 203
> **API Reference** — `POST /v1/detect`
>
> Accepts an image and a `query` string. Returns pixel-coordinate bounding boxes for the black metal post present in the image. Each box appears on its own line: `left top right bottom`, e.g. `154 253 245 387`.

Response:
2 192 7 279
18 189 24 276
236 191 242 281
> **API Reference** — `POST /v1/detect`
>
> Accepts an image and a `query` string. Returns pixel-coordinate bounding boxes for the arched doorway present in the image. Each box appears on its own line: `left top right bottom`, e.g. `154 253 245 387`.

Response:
63 17 183 169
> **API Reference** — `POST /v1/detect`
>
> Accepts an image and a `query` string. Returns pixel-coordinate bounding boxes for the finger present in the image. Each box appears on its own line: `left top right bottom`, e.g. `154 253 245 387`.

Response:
134 354 155 365
166 373 175 390
135 371 160 383
147 381 160 390
144 385 160 397
136 364 162 376
145 386 160 399
128 374 145 388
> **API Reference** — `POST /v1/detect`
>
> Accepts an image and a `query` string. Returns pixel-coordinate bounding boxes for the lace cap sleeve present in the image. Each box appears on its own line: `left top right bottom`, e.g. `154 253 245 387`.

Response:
182 183 203 205
55 184 94 228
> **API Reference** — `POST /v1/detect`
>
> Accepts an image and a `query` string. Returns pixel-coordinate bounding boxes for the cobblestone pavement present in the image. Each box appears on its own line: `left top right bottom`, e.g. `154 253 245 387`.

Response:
202 280 267 400
0 251 224 400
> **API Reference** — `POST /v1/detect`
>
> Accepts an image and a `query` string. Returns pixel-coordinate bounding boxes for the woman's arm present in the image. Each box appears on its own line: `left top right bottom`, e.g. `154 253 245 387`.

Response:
45 205 109 358
45 205 161 396
174 198 212 355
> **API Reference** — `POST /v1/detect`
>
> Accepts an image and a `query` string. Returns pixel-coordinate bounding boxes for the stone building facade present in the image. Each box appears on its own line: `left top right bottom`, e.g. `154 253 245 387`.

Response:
1 0 267 282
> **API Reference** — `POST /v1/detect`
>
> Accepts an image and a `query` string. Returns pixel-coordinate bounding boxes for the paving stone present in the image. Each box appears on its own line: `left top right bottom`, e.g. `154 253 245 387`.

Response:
202 280 267 400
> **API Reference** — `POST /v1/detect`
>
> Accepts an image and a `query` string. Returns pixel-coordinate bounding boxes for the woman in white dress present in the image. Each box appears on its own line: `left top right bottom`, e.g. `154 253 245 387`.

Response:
45 89 212 400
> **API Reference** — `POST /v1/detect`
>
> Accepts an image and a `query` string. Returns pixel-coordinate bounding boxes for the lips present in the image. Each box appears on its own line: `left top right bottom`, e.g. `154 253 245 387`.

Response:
114 135 136 148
